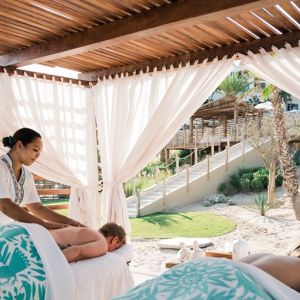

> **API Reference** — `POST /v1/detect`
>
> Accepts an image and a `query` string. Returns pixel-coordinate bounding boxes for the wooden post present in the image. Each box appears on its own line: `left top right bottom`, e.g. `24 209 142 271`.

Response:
206 128 209 146
189 116 194 145
184 129 186 148
194 148 198 164
186 165 189 192
225 146 229 171
162 179 166 207
132 177 136 195
227 135 230 149
206 156 210 181
211 138 214 156
176 153 179 173
136 189 141 217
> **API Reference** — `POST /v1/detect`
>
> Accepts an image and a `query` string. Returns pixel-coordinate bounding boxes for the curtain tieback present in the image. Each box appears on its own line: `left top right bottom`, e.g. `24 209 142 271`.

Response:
103 181 122 188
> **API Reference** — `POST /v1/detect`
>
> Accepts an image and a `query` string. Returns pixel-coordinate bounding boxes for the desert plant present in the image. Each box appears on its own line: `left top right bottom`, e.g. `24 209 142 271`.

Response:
217 183 227 194
254 194 268 216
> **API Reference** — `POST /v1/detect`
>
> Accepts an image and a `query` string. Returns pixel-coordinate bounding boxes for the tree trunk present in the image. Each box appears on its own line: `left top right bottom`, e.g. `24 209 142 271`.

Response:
267 159 276 208
271 88 300 220
160 148 166 163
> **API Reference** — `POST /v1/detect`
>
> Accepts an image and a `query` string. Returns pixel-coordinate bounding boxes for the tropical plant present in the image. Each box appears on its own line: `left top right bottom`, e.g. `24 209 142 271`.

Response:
263 86 300 220
254 194 268 216
217 71 252 96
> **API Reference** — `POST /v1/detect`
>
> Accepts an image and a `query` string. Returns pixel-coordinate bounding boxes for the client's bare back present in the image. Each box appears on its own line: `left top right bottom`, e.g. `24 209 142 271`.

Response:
51 227 108 263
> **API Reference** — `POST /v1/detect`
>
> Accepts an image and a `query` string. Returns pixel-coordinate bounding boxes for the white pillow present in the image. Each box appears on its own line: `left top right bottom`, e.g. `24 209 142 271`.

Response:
113 243 134 262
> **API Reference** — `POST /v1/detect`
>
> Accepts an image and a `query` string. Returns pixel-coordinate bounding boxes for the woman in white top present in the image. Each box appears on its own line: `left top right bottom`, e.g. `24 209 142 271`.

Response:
0 127 82 230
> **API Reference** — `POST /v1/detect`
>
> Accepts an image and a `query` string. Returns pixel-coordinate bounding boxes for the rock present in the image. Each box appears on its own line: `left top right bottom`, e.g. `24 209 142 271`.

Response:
203 200 212 207
203 194 227 205
228 200 236 206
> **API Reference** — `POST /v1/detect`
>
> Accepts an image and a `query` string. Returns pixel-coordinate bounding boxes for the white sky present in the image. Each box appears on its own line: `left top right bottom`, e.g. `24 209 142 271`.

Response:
18 64 80 79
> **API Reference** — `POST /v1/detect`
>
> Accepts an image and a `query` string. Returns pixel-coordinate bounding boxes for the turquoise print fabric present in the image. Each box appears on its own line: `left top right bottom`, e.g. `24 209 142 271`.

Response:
115 258 275 300
0 224 46 300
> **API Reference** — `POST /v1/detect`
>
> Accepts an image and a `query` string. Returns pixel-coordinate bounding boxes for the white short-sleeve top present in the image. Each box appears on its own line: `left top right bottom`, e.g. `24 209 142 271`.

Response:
0 154 40 224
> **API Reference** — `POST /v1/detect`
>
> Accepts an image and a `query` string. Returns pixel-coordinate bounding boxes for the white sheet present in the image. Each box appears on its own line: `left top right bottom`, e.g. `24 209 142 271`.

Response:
71 253 134 300
18 222 75 300
18 222 134 300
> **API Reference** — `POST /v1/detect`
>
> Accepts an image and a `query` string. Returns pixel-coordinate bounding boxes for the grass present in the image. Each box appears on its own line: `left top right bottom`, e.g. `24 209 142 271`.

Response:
42 199 69 206
130 211 236 239
54 208 68 216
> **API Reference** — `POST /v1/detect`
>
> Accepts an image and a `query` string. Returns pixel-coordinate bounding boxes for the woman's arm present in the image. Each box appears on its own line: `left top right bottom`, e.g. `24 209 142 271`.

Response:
26 202 84 227
0 198 66 230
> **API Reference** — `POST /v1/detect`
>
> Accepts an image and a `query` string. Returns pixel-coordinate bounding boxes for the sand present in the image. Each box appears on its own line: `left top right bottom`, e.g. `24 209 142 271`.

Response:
129 187 300 284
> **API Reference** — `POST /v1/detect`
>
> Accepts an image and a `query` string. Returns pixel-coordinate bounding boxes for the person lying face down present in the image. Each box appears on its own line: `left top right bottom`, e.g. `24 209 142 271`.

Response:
50 222 126 263
240 252 300 292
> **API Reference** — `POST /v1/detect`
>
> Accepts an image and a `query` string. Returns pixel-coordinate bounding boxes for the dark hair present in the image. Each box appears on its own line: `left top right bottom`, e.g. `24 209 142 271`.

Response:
2 128 41 149
99 222 126 244
288 243 300 258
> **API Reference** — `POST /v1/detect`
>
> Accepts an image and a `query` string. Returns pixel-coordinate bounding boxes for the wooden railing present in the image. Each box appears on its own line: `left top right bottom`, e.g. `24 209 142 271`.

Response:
165 117 251 150
33 174 71 201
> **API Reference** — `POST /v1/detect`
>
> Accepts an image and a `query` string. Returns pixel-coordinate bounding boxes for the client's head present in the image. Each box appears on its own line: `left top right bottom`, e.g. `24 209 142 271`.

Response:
99 222 126 252
288 243 300 258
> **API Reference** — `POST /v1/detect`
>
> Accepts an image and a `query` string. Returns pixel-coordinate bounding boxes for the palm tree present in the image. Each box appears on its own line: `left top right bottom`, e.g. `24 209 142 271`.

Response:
217 71 252 96
269 87 300 219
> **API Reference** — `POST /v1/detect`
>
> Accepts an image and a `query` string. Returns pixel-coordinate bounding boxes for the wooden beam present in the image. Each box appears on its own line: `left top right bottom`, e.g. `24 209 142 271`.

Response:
0 0 288 67
79 31 300 81
0 67 92 87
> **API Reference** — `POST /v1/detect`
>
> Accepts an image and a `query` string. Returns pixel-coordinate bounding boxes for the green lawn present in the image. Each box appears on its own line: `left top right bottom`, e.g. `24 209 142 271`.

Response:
130 211 236 239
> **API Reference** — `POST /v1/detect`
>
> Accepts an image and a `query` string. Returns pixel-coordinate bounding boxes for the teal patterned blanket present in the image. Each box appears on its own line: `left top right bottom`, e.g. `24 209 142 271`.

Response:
114 258 276 300
0 224 46 300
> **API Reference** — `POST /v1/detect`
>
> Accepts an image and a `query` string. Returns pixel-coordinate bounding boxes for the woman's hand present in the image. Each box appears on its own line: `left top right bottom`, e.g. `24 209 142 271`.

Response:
65 219 85 227
43 222 69 230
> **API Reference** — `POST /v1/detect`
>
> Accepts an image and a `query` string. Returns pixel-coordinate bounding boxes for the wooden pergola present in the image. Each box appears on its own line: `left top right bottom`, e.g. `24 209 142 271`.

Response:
0 0 299 82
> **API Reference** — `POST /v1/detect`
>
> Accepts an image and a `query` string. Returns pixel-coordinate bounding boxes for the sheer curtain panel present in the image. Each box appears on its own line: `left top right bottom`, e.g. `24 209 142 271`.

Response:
93 57 235 234
0 73 99 228
240 44 300 98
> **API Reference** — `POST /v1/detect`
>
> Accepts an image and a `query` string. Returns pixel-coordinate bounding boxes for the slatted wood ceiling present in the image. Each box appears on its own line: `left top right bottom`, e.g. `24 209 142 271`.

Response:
0 0 299 78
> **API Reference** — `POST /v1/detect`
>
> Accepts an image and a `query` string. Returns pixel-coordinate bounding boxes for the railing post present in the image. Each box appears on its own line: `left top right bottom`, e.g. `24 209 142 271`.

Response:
242 126 245 161
206 156 210 181
136 189 141 217
211 138 214 156
225 146 229 171
206 129 209 147
162 179 166 207
194 148 198 164
184 130 186 148
132 177 136 195
186 165 190 192
176 153 180 173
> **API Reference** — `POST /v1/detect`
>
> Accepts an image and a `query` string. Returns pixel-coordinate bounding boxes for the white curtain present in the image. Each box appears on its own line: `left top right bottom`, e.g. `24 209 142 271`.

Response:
240 44 300 98
0 73 99 228
93 57 236 234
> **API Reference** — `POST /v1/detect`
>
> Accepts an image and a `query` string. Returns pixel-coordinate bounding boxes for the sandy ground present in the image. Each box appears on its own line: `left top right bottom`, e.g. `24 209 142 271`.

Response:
129 187 300 285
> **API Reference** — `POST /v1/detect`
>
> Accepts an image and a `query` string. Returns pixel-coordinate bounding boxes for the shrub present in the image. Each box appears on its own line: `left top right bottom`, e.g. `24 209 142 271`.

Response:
251 176 266 191
229 173 241 192
293 150 300 165
254 194 268 216
275 174 283 187
203 200 212 207
241 178 251 192
217 183 227 194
